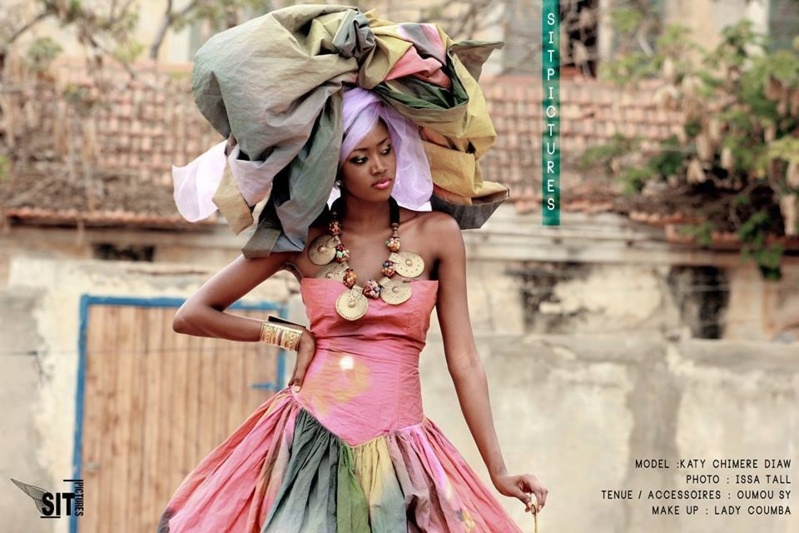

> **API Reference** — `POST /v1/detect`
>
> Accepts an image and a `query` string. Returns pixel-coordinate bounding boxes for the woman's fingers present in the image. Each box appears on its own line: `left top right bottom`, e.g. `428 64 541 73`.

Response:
292 353 310 390
520 475 547 512
290 329 315 392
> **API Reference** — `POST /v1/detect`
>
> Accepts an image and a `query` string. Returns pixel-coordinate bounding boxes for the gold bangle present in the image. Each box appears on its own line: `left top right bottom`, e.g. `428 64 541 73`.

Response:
259 319 303 351
281 327 302 351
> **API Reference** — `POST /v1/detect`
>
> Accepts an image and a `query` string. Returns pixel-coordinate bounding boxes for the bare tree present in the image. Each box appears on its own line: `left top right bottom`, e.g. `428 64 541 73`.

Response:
0 0 141 78
148 0 275 60
416 0 509 40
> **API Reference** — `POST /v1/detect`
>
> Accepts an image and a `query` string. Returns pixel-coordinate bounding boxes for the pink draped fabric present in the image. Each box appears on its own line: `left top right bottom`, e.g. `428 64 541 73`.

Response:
158 278 522 532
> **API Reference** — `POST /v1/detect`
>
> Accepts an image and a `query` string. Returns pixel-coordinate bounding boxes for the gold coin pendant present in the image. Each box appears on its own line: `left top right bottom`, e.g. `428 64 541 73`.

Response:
335 287 368 321
317 261 348 282
389 252 424 278
379 278 412 305
308 234 338 265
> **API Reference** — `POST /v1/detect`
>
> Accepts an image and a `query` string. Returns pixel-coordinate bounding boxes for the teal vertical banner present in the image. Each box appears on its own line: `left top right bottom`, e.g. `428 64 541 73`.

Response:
542 0 560 225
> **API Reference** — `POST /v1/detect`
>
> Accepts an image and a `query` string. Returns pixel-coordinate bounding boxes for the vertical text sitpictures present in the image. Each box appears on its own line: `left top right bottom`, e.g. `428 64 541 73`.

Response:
542 0 560 225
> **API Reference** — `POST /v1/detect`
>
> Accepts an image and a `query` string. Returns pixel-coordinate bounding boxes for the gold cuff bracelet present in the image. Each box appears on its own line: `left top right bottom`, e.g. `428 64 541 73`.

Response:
259 317 303 351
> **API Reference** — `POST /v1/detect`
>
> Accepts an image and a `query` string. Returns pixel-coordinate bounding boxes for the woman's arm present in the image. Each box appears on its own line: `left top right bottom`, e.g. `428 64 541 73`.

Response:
173 251 296 341
174 251 316 390
431 214 547 513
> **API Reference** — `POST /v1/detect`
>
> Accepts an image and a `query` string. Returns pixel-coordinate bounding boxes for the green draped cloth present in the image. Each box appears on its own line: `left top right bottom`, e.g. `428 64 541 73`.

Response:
191 4 507 257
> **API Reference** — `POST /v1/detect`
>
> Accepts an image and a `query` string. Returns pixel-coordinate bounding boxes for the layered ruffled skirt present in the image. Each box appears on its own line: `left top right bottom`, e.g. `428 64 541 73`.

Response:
157 388 521 532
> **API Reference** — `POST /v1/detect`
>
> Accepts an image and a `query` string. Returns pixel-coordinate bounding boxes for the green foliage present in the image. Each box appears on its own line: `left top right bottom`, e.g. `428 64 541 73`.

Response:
60 83 104 115
722 134 767 176
112 40 145 65
601 0 664 59
619 166 655 194
768 137 799 164
684 120 702 138
7 0 143 74
751 243 784 281
732 193 750 208
609 7 644 35
25 37 63 72
703 20 767 70
758 50 799 85
738 210 784 280
679 222 715 247
600 25 703 86
655 24 698 57
589 17 799 280
649 136 685 176
577 133 639 169
598 52 659 85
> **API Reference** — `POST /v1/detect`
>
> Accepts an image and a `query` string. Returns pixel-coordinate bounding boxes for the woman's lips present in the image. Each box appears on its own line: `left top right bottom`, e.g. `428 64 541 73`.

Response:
372 178 392 190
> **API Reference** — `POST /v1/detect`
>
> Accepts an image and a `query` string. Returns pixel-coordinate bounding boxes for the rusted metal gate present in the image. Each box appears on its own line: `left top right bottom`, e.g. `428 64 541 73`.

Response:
72 295 285 533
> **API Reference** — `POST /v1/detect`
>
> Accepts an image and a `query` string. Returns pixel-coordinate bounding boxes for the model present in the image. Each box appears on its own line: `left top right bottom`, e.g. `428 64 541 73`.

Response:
160 6 547 531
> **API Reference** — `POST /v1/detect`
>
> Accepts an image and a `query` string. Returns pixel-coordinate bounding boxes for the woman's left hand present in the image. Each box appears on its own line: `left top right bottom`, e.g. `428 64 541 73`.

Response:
491 472 548 514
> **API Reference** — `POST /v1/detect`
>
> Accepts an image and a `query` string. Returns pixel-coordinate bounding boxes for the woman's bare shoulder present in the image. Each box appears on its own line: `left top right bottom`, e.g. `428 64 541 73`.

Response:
400 209 462 266
406 209 460 235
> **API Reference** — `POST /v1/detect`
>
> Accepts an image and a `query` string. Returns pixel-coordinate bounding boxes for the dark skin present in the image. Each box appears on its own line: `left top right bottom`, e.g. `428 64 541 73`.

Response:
172 120 548 514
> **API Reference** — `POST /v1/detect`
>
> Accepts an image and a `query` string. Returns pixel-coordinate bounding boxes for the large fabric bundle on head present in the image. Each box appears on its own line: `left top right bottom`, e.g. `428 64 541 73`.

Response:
172 4 508 258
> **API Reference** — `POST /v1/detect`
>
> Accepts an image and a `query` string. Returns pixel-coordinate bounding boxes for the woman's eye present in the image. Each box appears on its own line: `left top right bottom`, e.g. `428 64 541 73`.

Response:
349 144 390 164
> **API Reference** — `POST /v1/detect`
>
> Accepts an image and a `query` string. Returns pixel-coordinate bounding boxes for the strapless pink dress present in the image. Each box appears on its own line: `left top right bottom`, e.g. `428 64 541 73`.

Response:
158 278 522 532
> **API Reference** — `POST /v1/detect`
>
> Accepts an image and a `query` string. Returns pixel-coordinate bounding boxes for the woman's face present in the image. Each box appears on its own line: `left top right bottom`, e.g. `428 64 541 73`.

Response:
339 120 396 203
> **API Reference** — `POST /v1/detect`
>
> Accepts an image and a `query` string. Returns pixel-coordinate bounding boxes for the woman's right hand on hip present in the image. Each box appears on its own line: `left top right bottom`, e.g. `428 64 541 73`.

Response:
289 327 316 392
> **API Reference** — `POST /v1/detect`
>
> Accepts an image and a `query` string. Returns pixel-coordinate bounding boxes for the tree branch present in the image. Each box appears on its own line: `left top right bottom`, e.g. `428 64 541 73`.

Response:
84 31 156 89
149 0 175 59
4 10 52 47
149 0 204 59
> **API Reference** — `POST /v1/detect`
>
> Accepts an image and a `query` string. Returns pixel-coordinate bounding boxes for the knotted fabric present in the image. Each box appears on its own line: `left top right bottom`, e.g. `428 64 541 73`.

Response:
172 5 507 257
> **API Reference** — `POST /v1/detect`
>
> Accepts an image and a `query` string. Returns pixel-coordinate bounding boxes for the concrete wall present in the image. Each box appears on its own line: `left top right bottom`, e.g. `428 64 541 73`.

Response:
1 206 797 531
3 206 798 343
2 254 797 532
0 287 51 533
421 331 799 531
0 257 295 533
461 206 799 343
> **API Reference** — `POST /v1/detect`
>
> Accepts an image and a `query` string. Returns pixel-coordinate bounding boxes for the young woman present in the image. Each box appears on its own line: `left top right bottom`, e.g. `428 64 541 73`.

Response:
158 88 547 532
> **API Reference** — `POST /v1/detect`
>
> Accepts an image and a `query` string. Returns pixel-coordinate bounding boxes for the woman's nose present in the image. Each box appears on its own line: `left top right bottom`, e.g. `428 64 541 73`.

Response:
372 157 386 174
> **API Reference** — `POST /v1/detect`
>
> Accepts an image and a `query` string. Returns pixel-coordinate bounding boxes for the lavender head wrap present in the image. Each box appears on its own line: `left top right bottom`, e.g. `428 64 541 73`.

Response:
331 87 433 211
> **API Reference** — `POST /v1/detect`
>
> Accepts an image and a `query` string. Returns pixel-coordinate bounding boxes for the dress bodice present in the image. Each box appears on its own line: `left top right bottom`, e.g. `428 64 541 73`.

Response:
291 277 439 446
300 277 439 354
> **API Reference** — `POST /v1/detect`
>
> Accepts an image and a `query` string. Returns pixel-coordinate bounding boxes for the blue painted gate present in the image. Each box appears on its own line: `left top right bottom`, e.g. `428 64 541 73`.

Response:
71 295 286 532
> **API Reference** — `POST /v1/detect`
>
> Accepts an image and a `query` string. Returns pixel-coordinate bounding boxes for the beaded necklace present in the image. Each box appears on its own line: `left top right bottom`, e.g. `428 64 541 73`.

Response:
308 197 424 321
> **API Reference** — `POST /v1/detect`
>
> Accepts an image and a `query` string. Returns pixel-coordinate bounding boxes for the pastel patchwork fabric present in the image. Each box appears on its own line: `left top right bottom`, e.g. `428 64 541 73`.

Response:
173 5 508 258
157 279 522 532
